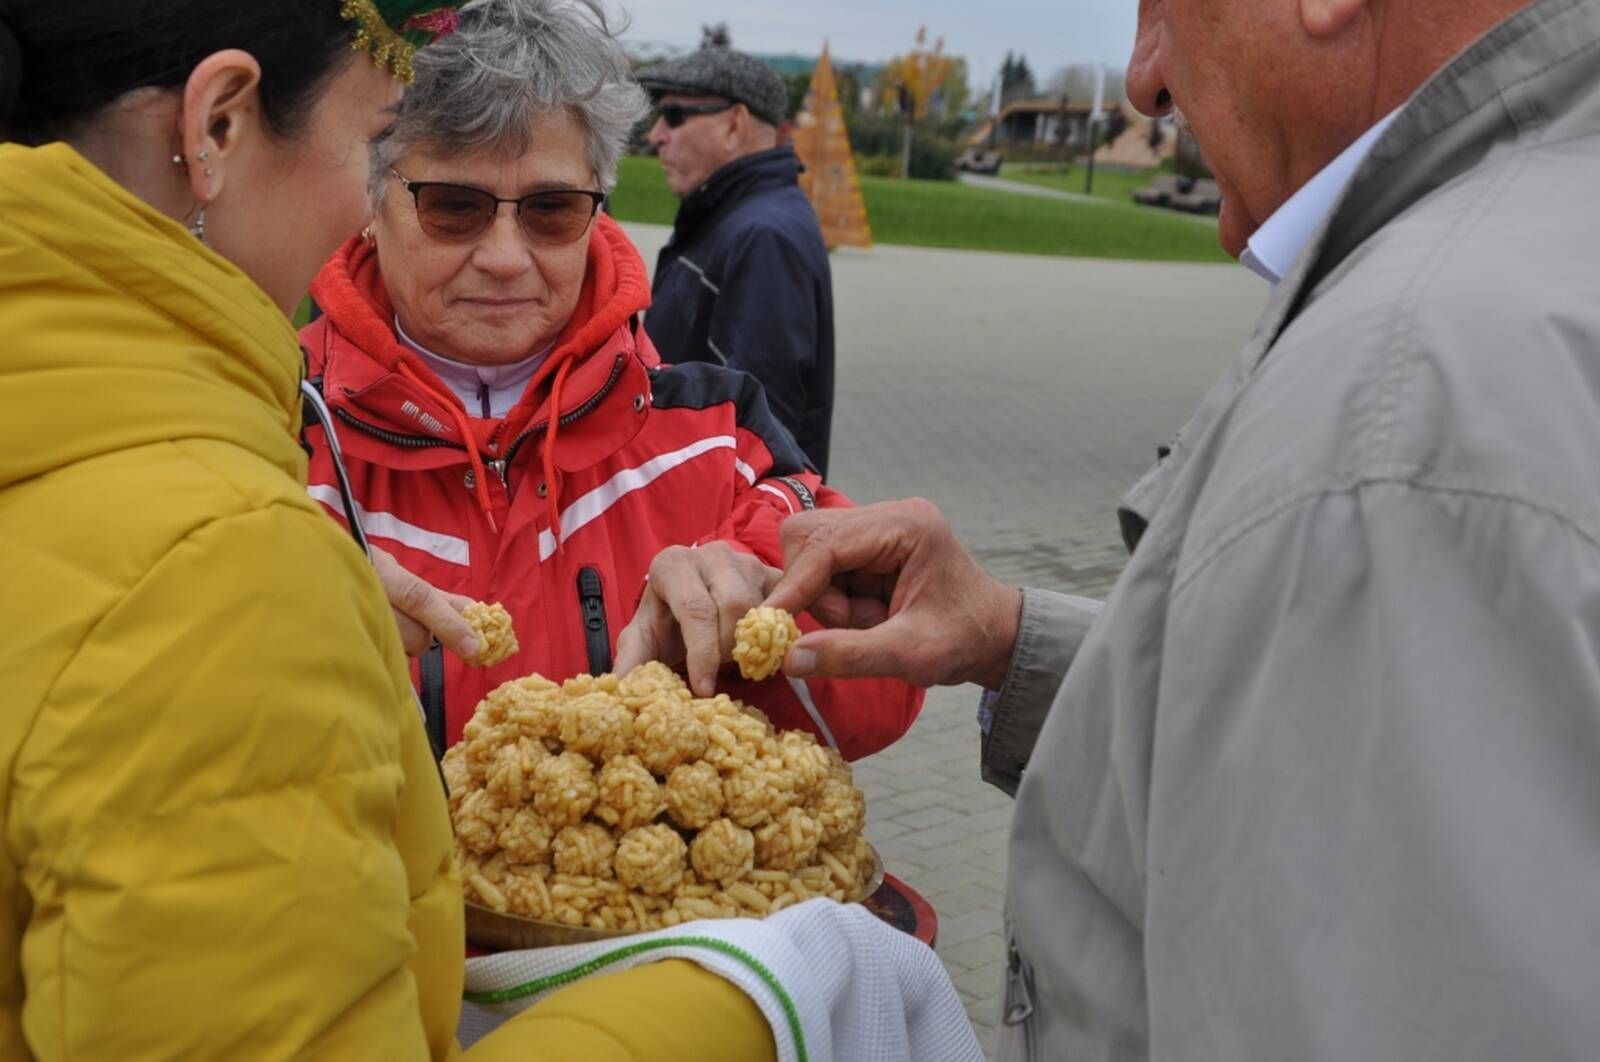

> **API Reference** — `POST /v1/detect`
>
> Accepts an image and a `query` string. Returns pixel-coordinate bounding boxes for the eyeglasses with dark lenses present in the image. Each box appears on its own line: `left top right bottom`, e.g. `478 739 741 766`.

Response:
390 170 606 245
656 101 735 129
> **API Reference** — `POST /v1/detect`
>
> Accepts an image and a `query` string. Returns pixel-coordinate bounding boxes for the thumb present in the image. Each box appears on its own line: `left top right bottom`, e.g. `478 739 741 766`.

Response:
783 618 921 683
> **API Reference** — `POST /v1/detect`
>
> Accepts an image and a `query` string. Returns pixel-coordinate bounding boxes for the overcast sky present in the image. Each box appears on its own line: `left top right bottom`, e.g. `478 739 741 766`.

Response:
614 0 1139 95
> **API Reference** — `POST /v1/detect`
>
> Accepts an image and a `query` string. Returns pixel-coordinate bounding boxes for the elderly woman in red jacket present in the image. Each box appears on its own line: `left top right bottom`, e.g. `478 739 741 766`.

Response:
301 0 921 758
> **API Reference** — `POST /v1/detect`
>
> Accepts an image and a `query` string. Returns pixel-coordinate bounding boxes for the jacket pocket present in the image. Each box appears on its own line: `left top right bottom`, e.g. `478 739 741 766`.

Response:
1001 922 1040 1062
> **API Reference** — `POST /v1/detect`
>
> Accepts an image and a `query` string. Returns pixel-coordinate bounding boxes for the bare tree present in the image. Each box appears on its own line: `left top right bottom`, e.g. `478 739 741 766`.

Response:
1044 63 1125 104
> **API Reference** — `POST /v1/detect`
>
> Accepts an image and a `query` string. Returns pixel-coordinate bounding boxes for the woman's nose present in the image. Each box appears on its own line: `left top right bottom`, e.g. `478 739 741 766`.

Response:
471 210 536 277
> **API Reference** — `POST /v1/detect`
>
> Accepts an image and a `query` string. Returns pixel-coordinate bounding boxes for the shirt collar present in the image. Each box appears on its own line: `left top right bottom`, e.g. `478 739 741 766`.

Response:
1239 108 1403 286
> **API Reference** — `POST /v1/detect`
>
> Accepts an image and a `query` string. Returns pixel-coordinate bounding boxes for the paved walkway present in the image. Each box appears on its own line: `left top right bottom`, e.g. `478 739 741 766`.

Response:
957 172 1108 204
624 222 1267 1056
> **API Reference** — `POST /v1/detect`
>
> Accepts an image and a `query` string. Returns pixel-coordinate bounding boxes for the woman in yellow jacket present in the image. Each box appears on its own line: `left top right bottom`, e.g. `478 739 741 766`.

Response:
0 1 774 1057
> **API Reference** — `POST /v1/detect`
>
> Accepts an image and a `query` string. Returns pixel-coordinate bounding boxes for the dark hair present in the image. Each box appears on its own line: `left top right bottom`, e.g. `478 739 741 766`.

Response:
0 0 356 146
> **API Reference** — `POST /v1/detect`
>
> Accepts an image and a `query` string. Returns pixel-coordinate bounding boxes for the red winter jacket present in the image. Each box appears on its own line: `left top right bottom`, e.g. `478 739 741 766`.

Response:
300 217 921 758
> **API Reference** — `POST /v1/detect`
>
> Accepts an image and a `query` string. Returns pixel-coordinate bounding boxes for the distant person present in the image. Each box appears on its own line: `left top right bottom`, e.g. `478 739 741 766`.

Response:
639 48 836 478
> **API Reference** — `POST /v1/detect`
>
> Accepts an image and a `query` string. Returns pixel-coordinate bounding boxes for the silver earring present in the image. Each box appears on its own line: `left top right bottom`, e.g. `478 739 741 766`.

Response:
172 153 184 166
189 205 209 247
197 150 209 162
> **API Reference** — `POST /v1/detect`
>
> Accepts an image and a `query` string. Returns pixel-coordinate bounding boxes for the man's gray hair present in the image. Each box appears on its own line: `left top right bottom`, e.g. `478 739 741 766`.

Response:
370 0 647 202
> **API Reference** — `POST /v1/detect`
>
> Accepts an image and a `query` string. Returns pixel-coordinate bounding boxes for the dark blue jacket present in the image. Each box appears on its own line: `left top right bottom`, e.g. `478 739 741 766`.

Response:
647 146 835 478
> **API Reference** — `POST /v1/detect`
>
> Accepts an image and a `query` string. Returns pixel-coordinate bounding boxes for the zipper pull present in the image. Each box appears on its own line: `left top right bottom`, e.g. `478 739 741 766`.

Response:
1003 939 1035 1025
487 459 508 487
577 567 612 675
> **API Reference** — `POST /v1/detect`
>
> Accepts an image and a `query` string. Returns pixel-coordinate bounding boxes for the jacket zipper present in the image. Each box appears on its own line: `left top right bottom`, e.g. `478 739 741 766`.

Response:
577 567 612 675
499 353 629 470
1003 937 1039 1061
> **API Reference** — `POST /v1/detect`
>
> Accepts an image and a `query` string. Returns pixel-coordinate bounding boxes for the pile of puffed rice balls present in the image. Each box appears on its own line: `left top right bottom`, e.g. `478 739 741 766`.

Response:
446 660 873 933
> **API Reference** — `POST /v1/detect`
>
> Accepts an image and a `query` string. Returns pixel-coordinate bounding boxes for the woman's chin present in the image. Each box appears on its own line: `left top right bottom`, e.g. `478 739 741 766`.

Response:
438 323 555 366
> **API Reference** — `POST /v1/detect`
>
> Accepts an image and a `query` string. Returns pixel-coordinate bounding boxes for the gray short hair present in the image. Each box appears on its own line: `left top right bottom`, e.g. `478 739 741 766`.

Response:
370 0 647 202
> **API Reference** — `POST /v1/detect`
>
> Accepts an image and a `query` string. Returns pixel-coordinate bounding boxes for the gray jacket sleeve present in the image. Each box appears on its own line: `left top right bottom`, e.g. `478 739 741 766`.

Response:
980 588 1103 796
1148 481 1600 1057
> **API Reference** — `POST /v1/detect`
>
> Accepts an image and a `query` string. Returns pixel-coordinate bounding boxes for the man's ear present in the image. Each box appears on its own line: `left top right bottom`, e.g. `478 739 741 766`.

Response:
177 49 264 204
1300 0 1367 39
726 103 753 148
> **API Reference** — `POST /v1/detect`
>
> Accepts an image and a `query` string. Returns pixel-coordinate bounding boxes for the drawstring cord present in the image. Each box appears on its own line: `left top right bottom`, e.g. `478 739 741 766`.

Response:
395 361 499 534
542 356 575 548
394 349 581 547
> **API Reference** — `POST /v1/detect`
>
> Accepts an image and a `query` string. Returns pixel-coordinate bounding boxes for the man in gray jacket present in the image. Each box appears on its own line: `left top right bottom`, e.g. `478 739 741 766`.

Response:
619 0 1600 1056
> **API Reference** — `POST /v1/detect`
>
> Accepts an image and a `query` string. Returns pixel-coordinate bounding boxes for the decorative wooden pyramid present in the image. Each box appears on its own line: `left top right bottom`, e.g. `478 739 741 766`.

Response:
793 45 873 250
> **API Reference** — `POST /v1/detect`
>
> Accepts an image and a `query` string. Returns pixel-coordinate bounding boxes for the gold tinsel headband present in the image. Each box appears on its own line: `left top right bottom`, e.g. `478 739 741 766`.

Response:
339 0 463 84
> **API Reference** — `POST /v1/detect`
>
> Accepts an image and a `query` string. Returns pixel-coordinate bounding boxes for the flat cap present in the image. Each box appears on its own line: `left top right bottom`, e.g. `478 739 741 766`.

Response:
638 47 789 127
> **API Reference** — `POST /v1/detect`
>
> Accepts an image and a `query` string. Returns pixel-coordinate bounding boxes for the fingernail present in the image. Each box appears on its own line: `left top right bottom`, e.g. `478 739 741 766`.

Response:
459 636 480 657
787 648 817 676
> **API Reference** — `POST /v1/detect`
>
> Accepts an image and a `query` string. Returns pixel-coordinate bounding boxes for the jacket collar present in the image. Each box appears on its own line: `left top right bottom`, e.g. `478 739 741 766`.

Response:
672 145 801 242
1272 0 1599 347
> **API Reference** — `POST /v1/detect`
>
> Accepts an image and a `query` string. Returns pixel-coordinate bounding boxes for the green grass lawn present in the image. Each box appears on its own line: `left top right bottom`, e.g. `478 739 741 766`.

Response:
609 155 1228 263
998 163 1160 207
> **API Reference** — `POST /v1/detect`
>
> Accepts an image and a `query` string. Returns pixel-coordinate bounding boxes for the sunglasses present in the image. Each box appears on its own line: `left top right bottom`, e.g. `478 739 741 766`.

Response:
656 100 735 129
389 169 605 245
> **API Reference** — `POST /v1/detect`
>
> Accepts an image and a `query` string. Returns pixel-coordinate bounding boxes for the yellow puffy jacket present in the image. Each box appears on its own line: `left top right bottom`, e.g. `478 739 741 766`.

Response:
0 143 774 1061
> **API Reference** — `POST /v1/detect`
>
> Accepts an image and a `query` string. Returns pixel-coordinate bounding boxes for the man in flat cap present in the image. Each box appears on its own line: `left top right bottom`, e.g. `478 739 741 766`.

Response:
640 47 836 479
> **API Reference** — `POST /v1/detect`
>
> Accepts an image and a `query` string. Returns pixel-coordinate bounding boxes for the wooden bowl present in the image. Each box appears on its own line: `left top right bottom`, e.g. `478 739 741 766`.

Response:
466 844 885 951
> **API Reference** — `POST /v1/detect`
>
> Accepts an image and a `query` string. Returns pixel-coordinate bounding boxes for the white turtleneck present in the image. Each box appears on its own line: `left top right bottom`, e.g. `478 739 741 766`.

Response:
394 315 552 419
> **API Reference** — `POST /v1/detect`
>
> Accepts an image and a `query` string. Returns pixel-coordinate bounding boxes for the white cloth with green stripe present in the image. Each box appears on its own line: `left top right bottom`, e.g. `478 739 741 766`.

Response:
458 898 982 1061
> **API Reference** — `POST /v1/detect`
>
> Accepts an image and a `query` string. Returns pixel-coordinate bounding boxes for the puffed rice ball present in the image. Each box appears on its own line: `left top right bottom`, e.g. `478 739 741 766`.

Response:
562 672 620 698
594 755 665 831
496 805 554 866
703 715 767 772
807 777 866 845
552 822 617 879
485 736 547 806
615 824 688 896
776 731 832 799
501 867 554 919
459 720 520 783
474 675 565 745
754 807 823 871
688 693 743 726
663 761 725 830
531 751 598 828
690 818 756 885
462 601 518 666
452 788 505 855
722 761 793 827
559 691 634 764
617 661 691 710
732 606 801 681
633 698 710 775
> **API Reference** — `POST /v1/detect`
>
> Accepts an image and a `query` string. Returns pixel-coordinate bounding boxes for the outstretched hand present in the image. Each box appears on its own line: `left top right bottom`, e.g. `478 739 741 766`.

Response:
764 498 1022 690
614 541 783 696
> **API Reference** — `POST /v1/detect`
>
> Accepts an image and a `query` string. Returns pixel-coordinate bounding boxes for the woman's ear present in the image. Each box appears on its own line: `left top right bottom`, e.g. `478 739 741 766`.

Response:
1300 0 1368 39
177 49 263 205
